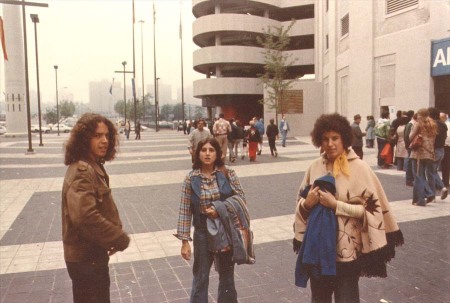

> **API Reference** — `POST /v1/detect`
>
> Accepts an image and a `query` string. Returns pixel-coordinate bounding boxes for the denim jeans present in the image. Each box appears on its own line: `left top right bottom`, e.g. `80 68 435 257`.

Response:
281 130 288 146
310 273 360 303
190 229 237 303
433 147 445 191
412 158 435 203
405 149 414 184
66 259 110 303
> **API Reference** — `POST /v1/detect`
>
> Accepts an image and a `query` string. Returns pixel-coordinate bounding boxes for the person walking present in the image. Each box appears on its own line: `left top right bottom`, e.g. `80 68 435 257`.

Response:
365 115 375 148
429 107 448 199
293 113 404 303
234 120 245 160
441 112 450 198
188 118 212 163
227 118 237 162
279 114 290 147
247 120 261 162
409 108 438 206
395 116 409 171
135 120 141 140
351 114 365 159
125 120 131 140
375 110 391 168
175 138 248 303
62 113 130 303
404 111 416 186
213 113 232 162
255 117 264 155
266 118 279 157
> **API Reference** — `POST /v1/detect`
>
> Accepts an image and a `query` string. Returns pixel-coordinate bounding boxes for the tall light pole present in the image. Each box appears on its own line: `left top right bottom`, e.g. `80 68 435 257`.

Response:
115 62 133 126
179 0 185 123
54 65 60 136
153 1 159 132
156 77 160 125
139 20 145 124
122 61 127 125
31 13 43 146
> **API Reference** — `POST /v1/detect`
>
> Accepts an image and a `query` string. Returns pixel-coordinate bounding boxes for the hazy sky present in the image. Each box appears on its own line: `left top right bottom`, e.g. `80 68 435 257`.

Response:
0 0 201 104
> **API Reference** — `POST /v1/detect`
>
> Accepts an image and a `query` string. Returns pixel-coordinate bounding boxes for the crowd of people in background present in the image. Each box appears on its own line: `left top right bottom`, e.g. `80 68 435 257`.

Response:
185 114 291 164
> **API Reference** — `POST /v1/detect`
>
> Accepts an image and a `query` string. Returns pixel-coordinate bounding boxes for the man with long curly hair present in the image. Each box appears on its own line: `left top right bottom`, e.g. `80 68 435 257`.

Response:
62 113 130 303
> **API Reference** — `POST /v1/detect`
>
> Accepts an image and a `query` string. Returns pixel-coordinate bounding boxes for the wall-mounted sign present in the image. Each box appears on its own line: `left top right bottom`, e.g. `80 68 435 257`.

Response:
281 90 303 114
431 37 450 77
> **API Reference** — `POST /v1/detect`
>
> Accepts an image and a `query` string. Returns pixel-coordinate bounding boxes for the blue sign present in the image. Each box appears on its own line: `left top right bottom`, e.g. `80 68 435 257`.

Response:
431 37 450 77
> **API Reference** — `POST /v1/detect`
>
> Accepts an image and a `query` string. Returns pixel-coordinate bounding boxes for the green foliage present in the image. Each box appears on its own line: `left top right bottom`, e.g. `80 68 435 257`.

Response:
59 100 76 118
257 20 297 120
45 107 58 124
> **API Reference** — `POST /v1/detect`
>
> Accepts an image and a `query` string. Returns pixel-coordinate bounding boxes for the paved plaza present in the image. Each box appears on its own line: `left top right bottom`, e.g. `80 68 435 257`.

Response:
0 129 449 303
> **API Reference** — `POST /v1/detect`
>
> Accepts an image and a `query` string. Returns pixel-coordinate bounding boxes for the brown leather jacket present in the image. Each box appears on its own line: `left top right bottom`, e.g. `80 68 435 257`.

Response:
62 159 129 262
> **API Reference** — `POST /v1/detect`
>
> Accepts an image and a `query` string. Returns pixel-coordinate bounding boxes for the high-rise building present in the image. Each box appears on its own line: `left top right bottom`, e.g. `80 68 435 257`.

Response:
3 5 28 136
192 0 450 135
192 0 315 126
89 79 123 116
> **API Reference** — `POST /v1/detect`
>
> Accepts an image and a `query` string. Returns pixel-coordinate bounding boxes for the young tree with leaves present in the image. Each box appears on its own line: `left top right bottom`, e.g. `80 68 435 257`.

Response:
257 20 297 125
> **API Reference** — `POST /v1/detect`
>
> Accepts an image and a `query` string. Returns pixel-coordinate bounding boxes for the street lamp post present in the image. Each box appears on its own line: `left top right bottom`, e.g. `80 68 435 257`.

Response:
54 65 60 136
31 13 43 146
139 20 145 124
156 77 160 127
122 61 127 125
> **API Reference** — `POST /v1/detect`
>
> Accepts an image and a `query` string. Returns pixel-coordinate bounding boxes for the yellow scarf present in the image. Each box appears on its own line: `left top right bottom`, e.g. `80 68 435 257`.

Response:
332 152 350 177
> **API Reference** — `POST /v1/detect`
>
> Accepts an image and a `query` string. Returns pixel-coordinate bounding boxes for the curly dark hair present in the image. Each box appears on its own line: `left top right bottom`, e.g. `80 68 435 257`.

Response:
310 113 353 150
192 137 224 169
64 113 118 165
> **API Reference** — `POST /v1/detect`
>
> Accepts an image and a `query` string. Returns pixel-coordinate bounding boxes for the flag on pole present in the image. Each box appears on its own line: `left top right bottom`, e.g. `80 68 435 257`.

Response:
132 0 135 24
0 17 8 61
109 78 115 95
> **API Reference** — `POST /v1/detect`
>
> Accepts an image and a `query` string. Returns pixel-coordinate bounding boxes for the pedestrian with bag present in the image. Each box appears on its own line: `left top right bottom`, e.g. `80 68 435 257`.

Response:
375 110 391 168
409 108 438 206
293 113 404 303
175 137 248 303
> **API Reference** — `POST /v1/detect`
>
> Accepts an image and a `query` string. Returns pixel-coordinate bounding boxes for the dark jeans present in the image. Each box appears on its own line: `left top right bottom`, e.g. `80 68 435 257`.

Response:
405 148 414 184
268 138 277 155
66 259 110 303
443 146 450 187
191 229 237 303
310 273 360 303
352 146 363 160
376 137 387 166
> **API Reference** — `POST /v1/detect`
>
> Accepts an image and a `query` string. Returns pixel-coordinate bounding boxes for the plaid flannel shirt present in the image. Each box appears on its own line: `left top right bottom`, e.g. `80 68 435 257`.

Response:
175 168 245 241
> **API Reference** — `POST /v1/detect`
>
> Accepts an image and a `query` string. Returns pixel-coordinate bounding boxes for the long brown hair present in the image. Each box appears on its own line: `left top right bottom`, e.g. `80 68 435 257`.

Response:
416 108 438 137
64 113 118 165
192 138 224 169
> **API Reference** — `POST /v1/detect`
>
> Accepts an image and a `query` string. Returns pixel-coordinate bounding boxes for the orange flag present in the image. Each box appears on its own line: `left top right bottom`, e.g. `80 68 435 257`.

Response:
0 17 8 61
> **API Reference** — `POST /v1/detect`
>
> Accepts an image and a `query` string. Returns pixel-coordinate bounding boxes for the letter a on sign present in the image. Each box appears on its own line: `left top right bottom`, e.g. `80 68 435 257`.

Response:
433 47 450 67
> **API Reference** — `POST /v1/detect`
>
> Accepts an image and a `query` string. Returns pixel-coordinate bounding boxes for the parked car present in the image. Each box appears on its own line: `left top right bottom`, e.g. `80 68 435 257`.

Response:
0 125 6 135
31 124 51 133
53 124 72 133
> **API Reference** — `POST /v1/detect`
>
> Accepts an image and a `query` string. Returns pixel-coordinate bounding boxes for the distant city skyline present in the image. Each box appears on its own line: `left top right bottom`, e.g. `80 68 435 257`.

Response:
0 0 202 107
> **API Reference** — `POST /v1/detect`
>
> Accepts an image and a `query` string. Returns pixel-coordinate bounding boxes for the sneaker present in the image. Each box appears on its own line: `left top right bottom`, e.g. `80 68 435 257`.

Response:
441 187 448 200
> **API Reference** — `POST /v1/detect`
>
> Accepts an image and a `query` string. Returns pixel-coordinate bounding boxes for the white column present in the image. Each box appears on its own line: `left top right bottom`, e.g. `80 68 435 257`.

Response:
3 4 27 136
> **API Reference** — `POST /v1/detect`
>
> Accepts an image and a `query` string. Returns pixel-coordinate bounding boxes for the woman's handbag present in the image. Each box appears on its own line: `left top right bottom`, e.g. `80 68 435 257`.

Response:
381 143 393 164
409 135 423 149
